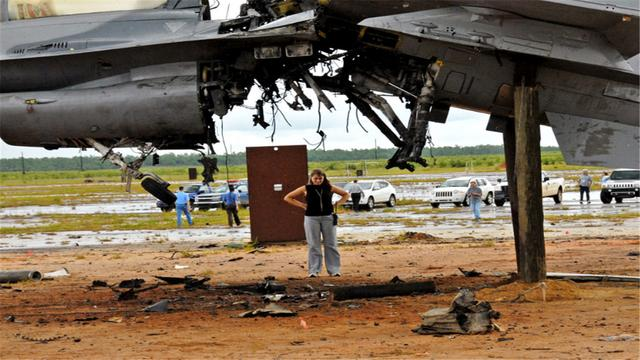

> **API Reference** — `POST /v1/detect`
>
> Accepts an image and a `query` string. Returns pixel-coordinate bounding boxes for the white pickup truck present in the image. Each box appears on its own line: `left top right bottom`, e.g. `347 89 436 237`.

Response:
494 171 564 206
600 169 640 204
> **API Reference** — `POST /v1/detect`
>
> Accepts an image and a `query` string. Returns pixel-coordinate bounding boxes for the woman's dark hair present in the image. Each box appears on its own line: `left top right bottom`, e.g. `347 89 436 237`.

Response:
308 168 331 187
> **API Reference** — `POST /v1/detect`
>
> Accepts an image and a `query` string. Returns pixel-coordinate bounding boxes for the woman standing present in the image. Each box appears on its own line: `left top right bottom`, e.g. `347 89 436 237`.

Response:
284 169 349 277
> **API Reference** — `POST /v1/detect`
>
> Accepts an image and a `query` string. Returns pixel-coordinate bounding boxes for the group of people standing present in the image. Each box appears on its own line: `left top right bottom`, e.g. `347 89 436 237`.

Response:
174 184 242 228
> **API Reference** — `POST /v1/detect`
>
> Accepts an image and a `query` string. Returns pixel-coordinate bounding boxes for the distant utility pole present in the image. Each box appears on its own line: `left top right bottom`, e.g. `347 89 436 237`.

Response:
21 152 25 174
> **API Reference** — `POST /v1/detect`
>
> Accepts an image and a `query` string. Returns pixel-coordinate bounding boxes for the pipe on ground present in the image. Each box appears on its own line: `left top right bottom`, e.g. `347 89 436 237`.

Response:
0 270 42 283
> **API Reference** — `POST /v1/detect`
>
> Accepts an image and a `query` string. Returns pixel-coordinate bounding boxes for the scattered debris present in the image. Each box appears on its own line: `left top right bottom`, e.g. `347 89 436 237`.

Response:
43 268 70 279
154 275 210 290
263 294 286 302
238 303 297 318
114 284 159 301
598 334 639 342
389 276 405 284
143 299 170 313
174 265 189 270
413 289 500 335
91 280 108 287
73 316 98 322
197 244 219 249
16 333 71 344
118 279 145 289
0 270 42 283
547 272 640 283
626 251 639 257
228 257 244 262
106 317 123 323
333 280 436 301
5 315 16 322
458 268 482 277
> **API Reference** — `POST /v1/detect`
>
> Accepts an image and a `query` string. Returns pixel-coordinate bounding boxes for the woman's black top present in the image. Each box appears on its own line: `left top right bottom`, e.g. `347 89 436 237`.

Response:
305 184 333 216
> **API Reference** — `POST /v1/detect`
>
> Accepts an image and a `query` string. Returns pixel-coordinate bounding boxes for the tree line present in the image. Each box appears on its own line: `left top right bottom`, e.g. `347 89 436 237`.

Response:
0 145 559 172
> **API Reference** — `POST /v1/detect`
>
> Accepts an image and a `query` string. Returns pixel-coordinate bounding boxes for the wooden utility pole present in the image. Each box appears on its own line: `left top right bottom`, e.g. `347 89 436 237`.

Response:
513 79 546 282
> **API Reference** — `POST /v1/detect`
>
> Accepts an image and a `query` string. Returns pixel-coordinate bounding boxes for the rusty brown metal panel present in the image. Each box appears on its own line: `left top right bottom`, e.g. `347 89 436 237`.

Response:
246 145 308 243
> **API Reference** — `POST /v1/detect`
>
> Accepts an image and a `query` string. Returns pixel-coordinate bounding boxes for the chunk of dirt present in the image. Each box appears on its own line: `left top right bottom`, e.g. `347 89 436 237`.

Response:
390 232 440 244
477 280 581 302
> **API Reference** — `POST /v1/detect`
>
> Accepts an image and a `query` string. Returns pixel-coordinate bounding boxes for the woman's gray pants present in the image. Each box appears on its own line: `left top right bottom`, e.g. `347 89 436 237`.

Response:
304 215 341 275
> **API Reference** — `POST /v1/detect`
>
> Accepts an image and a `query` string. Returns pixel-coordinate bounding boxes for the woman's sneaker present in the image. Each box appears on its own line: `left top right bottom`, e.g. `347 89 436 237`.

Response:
308 273 318 278
330 273 341 277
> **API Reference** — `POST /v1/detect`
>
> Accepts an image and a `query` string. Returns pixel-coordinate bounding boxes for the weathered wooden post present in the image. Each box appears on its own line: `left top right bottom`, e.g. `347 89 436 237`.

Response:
513 76 546 282
502 120 523 274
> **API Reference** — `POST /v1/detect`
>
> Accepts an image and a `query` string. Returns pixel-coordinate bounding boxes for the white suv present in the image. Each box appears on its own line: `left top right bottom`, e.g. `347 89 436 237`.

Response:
600 169 640 204
431 176 494 208
336 179 397 210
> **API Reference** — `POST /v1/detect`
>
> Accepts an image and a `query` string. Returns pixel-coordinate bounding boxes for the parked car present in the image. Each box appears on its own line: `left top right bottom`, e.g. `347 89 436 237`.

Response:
334 179 396 210
493 171 564 206
194 180 249 210
431 176 494 208
600 169 640 204
156 183 212 212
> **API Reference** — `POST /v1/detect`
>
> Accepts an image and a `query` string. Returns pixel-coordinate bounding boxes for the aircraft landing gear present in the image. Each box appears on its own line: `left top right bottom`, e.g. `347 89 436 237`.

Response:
84 138 176 204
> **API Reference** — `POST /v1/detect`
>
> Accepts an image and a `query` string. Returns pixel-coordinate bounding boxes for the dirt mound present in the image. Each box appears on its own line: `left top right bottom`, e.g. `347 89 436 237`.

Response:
390 231 440 243
477 280 581 302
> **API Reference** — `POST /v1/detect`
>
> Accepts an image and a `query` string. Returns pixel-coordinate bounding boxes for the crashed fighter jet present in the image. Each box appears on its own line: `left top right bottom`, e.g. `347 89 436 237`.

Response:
1 0 638 202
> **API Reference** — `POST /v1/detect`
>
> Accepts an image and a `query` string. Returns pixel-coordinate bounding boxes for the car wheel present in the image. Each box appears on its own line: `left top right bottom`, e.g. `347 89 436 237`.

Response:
462 196 469 207
367 196 375 210
484 192 494 205
615 197 623 203
495 199 505 207
386 195 396 207
600 191 612 204
453 202 462 207
553 188 563 204
431 203 440 209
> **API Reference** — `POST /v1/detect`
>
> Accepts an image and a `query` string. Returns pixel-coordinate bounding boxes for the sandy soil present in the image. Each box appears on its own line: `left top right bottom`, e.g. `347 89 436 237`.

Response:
0 235 639 359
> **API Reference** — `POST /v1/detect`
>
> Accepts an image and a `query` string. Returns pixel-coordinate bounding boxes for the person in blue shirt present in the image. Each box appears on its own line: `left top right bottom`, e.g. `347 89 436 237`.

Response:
175 186 193 227
222 184 241 227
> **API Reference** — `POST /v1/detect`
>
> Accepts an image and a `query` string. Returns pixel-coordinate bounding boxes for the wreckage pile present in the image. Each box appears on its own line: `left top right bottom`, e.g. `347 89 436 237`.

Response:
413 289 500 335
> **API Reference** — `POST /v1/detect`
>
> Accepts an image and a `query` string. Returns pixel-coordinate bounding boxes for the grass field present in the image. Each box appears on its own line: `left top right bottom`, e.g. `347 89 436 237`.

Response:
0 151 601 187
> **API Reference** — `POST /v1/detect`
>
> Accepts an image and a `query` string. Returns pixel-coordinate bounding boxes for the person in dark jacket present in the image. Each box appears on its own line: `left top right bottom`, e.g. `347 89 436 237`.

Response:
284 169 349 277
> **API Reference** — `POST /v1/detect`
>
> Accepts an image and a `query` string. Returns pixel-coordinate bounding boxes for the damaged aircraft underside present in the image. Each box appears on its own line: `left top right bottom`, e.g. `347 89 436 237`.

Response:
0 0 638 201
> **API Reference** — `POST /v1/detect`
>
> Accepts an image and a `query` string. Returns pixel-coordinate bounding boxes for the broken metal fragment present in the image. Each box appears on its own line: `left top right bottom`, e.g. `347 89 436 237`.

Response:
143 299 170 313
413 289 500 335
238 303 297 318
0 270 42 283
91 280 108 287
43 268 70 279
458 268 482 277
118 279 145 288
332 280 436 301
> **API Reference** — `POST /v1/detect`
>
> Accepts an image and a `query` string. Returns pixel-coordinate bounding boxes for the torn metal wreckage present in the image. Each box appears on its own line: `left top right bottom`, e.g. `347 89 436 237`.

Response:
1 0 637 204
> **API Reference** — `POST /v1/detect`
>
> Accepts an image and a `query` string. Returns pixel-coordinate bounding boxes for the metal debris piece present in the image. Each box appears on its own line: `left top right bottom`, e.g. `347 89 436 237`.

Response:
43 268 70 279
16 333 68 343
598 334 639 342
115 284 159 301
118 279 145 288
73 316 98 322
389 276 404 284
106 317 123 323
228 257 244 262
174 265 189 269
626 251 639 257
546 272 640 283
0 270 42 283
91 280 108 287
238 303 297 318
263 294 286 302
197 244 219 249
458 268 482 277
333 281 436 301
413 289 500 335
143 299 170 313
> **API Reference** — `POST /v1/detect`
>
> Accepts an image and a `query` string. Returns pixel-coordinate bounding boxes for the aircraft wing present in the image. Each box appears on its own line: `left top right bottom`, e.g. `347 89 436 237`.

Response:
358 5 636 73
